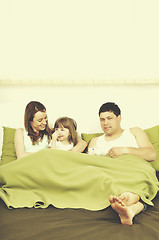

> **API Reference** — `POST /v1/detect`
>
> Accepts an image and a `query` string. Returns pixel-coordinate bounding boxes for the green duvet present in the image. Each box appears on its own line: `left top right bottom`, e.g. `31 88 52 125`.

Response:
0 149 159 210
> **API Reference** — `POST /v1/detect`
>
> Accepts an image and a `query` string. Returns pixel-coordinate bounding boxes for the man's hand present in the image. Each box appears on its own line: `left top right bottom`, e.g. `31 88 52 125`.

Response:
108 147 128 158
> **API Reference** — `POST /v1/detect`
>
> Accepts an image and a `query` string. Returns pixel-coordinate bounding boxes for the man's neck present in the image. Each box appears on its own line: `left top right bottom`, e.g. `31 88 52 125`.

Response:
105 128 124 141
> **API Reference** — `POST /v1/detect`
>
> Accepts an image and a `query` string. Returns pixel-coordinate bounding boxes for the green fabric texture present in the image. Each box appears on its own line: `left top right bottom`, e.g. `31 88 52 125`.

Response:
0 149 158 210
0 127 16 166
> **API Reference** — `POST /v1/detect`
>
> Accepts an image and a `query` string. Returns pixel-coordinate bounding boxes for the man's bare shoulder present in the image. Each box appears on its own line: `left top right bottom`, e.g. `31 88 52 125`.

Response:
130 127 144 136
89 135 102 147
90 136 99 143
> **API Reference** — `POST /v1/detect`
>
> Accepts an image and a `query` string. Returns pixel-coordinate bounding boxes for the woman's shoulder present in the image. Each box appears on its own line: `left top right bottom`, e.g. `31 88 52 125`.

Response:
15 128 24 136
16 128 24 132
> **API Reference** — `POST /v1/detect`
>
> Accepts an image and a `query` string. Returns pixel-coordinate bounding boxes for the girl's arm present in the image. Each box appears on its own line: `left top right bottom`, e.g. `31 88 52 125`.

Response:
51 131 58 149
70 137 87 153
14 128 31 159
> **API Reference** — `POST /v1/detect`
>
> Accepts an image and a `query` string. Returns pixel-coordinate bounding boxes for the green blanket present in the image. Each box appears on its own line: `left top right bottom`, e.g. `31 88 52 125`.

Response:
0 149 159 210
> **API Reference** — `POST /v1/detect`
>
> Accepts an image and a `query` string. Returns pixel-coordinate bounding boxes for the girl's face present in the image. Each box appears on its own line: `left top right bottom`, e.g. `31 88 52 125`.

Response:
30 111 48 132
55 126 70 142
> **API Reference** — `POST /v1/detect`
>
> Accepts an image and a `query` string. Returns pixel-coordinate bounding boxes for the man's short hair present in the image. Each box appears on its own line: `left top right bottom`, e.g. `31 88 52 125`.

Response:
99 102 121 117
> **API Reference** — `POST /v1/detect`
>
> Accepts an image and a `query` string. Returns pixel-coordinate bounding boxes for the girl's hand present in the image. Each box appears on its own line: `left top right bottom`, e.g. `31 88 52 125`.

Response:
52 131 58 141
108 147 128 158
51 131 58 149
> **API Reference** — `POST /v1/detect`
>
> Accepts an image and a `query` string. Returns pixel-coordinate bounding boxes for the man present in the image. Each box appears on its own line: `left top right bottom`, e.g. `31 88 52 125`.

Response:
88 102 156 225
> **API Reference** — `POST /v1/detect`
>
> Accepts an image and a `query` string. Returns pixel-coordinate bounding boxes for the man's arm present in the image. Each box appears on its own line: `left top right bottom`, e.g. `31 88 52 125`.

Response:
108 127 156 162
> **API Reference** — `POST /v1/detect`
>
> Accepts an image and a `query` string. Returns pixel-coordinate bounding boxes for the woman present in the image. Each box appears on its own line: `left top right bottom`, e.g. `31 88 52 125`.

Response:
14 101 87 159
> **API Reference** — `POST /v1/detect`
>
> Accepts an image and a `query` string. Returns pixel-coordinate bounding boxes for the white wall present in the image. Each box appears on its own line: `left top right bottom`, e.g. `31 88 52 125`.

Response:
1 1 159 83
1 84 159 155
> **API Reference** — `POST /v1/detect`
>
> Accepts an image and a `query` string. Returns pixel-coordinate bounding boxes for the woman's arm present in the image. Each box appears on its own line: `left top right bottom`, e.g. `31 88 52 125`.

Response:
70 137 87 153
14 128 31 159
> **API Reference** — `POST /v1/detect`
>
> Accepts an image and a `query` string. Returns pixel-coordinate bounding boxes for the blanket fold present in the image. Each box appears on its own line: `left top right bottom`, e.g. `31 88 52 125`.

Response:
0 149 159 210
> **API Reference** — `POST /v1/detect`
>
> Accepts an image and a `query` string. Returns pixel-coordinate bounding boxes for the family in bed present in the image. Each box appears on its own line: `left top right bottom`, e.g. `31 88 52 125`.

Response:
12 100 158 226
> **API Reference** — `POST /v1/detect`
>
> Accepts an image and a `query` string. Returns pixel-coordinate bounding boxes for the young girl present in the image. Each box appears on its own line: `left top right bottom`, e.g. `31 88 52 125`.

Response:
51 117 85 151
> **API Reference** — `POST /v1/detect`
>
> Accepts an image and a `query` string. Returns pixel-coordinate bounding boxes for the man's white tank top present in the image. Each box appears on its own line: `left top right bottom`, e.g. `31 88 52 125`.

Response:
24 129 49 153
93 129 138 156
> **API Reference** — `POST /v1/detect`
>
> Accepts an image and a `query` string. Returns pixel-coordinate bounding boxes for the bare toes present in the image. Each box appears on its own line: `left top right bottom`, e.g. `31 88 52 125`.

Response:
109 195 116 202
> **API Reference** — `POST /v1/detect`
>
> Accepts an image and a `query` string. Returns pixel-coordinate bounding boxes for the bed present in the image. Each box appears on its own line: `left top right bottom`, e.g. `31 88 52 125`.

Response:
1 125 159 240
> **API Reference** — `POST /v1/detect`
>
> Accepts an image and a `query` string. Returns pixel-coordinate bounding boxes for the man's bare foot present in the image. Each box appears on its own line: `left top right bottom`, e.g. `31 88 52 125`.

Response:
109 195 134 226
119 192 140 206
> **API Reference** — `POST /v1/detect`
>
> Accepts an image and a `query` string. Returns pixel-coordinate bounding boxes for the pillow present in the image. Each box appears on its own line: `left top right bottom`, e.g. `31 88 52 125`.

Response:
82 126 159 171
81 133 104 144
0 126 17 166
144 125 159 171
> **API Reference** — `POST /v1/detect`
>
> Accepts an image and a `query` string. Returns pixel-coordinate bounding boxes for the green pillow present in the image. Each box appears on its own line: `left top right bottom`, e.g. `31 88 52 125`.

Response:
0 126 17 166
144 125 159 171
81 133 104 144
81 126 159 171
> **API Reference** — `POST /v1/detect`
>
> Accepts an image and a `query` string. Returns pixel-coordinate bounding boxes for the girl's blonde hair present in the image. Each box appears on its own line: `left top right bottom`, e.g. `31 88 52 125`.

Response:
53 117 78 146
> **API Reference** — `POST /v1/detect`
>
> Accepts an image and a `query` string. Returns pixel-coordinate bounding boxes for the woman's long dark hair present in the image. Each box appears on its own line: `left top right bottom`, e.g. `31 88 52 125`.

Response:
24 101 52 144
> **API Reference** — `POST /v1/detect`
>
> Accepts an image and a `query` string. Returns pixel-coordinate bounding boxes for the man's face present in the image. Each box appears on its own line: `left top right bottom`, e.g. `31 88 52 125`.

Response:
99 111 121 135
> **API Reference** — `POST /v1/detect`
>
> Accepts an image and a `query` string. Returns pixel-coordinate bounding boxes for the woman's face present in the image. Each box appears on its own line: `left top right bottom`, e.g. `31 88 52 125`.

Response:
30 111 48 132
